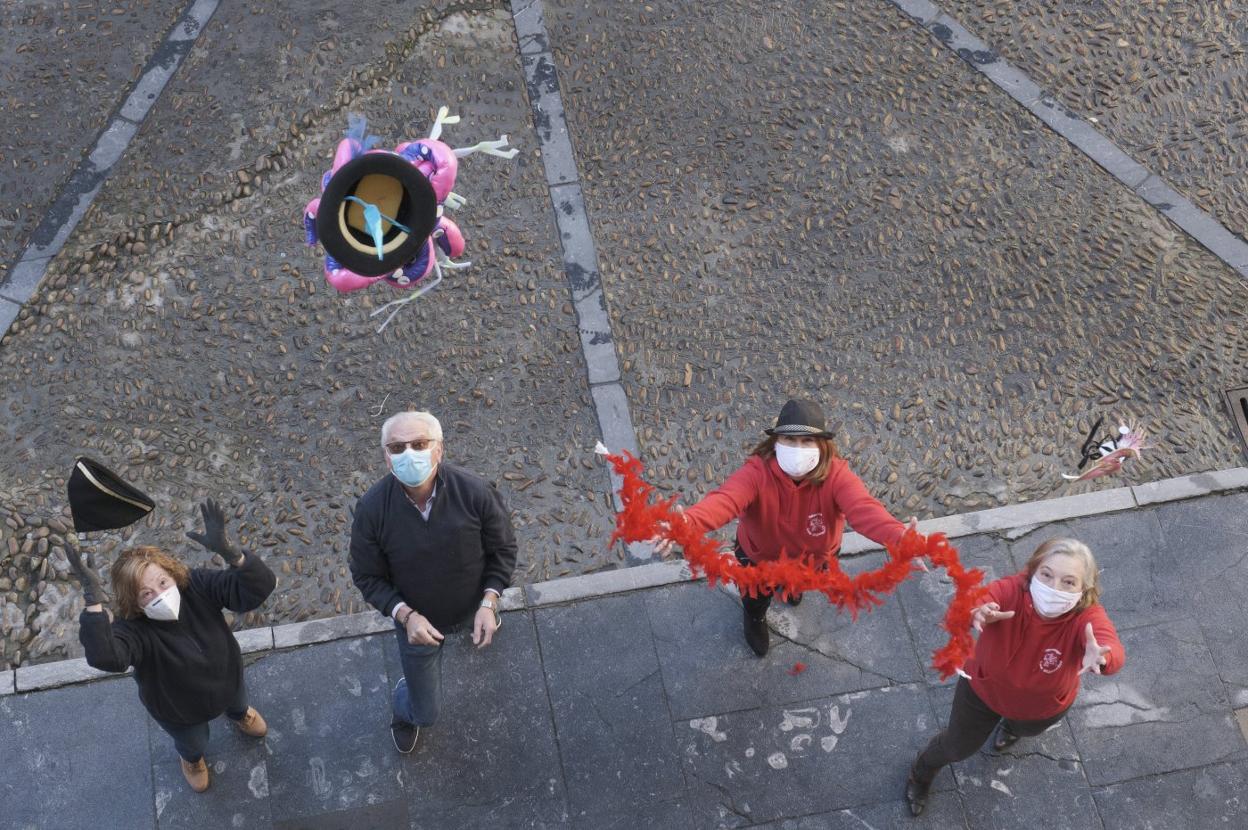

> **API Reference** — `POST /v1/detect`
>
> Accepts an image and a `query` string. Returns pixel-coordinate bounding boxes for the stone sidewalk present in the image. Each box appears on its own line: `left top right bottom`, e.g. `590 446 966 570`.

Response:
3 480 1246 829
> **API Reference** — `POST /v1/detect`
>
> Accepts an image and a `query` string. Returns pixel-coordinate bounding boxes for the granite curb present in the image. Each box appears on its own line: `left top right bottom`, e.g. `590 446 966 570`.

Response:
3 466 1244 695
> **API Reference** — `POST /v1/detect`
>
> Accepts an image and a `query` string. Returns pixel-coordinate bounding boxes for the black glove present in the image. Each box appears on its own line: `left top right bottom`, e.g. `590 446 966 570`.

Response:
65 544 107 606
185 498 242 566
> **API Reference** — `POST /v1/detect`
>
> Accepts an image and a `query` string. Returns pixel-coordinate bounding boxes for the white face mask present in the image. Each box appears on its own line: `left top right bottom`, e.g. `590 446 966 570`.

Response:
775 443 821 478
1029 577 1080 617
143 585 182 621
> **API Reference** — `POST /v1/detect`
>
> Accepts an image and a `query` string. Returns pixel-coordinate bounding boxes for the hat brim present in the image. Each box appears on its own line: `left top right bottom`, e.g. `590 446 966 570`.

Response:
315 151 438 277
765 426 835 439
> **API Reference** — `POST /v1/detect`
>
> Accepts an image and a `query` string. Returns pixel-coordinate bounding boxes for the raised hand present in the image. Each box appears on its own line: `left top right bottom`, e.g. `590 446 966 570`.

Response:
971 601 1015 633
65 544 107 608
649 505 686 558
185 498 242 566
1079 622 1111 675
906 516 929 572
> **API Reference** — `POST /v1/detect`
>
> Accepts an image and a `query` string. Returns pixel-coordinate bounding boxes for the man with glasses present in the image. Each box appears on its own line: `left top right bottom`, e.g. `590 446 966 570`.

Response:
349 410 517 753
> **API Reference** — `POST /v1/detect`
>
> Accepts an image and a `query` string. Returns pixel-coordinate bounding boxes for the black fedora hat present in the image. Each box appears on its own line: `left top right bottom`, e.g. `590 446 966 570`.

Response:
67 457 155 532
315 151 438 277
764 399 835 439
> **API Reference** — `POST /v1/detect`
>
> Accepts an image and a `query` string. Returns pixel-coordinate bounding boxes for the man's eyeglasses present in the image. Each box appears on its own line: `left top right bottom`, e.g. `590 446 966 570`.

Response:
386 439 438 455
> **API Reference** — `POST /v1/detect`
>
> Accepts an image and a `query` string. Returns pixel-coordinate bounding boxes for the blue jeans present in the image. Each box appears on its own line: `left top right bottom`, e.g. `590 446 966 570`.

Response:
152 678 250 762
392 621 446 728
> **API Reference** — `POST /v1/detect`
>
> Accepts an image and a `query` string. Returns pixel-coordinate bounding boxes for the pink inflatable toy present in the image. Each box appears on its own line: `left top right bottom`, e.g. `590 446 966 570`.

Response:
304 107 517 331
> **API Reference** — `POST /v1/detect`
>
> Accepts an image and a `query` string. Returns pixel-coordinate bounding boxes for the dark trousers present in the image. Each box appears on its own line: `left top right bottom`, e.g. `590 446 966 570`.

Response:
392 621 446 728
152 678 250 763
913 677 1068 783
735 545 837 620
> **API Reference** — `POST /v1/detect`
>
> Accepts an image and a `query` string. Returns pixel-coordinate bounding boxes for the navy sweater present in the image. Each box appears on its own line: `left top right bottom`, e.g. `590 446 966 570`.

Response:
79 553 276 725
349 464 518 628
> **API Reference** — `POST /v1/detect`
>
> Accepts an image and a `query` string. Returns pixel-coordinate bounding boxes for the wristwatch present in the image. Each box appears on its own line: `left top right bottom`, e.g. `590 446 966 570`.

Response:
480 596 501 627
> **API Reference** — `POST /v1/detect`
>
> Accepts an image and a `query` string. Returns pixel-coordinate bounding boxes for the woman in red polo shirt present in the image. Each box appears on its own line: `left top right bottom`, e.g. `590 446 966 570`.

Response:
905 537 1125 816
661 398 913 656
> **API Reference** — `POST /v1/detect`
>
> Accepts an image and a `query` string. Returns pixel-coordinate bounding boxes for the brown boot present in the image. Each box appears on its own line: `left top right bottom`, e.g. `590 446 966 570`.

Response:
180 757 210 793
234 707 268 738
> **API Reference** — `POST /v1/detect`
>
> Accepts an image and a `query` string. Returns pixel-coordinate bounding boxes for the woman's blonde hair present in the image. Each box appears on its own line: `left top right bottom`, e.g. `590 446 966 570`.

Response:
1024 538 1101 611
110 546 191 620
750 434 840 484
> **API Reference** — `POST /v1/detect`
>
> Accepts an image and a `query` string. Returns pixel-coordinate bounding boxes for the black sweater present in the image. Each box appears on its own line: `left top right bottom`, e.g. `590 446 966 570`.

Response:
79 553 276 726
349 464 517 629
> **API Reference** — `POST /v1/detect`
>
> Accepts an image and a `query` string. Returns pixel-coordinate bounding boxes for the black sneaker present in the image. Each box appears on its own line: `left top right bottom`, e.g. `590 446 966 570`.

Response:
743 607 769 656
391 720 419 754
905 768 932 817
992 723 1021 752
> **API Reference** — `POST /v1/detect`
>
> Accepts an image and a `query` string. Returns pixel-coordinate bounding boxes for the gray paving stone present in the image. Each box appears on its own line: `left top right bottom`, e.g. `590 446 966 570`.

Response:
87 119 140 171
1093 760 1248 830
572 796 693 830
245 636 402 827
1155 492 1248 702
0 669 12 696
591 382 640 457
511 0 550 56
1068 617 1247 785
953 748 1100 830
0 256 54 305
1133 467 1248 506
0 297 19 337
745 794 967 829
526 558 690 606
646 582 895 721
14 656 123 692
392 613 567 830
535 593 685 822
679 685 949 829
769 552 930 686
235 626 274 654
271 610 392 648
0 678 155 830
895 533 1016 682
1011 510 1185 631
274 800 407 830
521 52 579 187
148 711 272 830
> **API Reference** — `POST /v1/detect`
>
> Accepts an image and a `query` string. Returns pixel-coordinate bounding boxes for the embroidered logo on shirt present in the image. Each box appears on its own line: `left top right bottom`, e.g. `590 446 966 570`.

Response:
1039 648 1063 674
806 513 827 537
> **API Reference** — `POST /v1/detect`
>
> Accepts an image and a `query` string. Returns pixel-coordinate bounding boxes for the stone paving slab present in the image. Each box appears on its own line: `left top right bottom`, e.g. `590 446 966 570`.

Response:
744 795 969 829
148 711 271 830
678 685 949 829
534 592 686 824
645 582 896 722
1068 617 1248 786
1093 759 1248 830
0 678 155 830
245 636 403 827
0 0 185 268
388 614 569 830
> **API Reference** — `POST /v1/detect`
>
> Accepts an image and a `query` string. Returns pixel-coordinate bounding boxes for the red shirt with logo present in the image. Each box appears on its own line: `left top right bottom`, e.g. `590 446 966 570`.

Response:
682 454 905 562
966 572 1125 720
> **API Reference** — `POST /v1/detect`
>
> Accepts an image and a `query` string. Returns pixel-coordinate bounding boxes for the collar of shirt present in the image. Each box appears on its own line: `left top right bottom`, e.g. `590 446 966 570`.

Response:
402 482 437 520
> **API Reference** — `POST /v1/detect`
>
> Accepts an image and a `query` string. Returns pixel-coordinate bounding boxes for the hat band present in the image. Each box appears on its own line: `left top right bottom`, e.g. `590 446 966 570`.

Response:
75 461 153 512
771 424 824 435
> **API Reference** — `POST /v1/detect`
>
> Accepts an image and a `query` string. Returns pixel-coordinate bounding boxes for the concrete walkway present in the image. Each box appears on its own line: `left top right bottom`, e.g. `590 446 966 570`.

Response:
3 479 1246 829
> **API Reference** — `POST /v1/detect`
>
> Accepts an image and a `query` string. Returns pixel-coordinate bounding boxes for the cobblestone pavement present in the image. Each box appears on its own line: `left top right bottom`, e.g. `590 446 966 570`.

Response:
941 0 1248 241
2 491 1246 828
3 0 1248 672
0 0 185 270
544 0 1248 509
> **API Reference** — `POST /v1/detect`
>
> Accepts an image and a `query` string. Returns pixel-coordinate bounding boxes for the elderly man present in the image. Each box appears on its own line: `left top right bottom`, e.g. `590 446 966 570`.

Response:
349 410 518 753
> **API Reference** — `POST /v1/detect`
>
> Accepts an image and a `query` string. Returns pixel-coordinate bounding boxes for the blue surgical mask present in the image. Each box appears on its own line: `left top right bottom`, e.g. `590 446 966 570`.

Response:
390 448 436 487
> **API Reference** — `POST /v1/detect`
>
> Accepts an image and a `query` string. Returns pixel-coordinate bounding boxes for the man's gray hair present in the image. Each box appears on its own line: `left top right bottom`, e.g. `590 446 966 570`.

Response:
380 410 443 447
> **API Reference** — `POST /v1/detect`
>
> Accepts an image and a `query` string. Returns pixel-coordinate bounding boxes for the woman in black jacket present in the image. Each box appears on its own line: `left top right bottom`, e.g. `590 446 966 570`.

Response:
68 500 277 793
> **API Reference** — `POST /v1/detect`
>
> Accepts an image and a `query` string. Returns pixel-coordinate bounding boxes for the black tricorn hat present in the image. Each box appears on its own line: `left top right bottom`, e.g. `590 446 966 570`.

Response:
316 151 439 277
764 399 836 439
67 457 155 532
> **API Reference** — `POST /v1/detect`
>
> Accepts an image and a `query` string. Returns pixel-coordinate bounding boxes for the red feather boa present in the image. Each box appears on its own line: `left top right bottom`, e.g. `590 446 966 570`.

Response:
603 450 988 679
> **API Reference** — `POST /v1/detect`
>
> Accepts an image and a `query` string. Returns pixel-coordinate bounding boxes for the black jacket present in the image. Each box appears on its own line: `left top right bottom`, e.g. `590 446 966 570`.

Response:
79 553 276 725
349 464 517 629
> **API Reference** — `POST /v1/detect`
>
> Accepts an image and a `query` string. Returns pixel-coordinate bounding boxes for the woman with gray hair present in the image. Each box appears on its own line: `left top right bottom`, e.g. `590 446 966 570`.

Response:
905 537 1125 816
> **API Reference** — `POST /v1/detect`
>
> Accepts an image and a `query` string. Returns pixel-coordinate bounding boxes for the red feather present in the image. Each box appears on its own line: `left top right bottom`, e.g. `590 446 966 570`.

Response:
604 450 987 679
